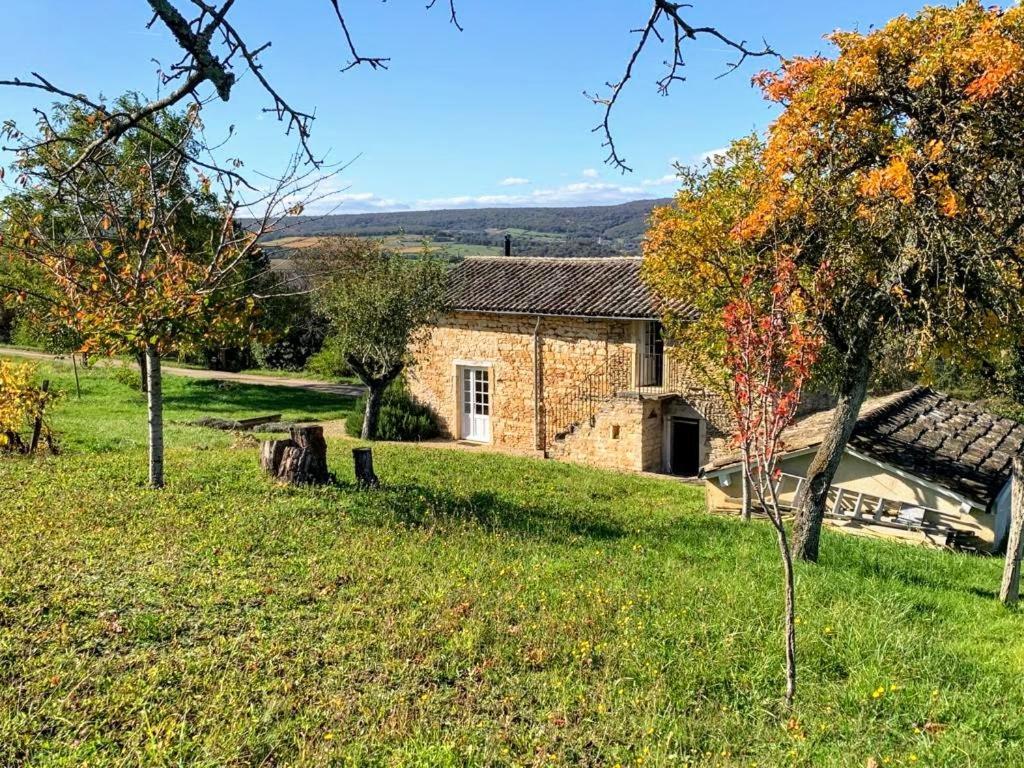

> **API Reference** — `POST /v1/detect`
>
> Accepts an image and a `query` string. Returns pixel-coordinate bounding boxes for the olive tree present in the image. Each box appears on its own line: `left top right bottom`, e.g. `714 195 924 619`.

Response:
302 239 448 440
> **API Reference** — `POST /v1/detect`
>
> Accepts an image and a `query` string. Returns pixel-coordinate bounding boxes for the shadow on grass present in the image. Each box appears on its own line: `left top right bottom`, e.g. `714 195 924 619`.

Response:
331 481 627 543
822 545 999 601
164 379 355 419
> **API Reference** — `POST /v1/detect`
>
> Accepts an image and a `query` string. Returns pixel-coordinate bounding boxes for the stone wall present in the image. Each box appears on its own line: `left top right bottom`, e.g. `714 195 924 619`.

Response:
547 397 649 471
407 312 635 452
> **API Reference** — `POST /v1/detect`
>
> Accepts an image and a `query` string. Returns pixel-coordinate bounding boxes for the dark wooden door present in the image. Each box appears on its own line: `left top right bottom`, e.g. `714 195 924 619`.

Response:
670 419 700 476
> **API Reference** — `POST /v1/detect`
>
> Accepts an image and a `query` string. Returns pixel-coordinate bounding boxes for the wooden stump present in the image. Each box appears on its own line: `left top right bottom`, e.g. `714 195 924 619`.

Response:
353 447 380 489
259 426 330 485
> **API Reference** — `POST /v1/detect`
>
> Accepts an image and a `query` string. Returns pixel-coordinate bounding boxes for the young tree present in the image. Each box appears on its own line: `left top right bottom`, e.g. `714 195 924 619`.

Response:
726 2 1024 561
300 239 448 440
0 361 58 454
645 138 772 520
1 98 313 487
723 252 824 706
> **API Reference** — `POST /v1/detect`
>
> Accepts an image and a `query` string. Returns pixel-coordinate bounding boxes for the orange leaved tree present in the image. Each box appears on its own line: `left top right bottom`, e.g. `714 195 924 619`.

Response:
1 97 313 487
644 138 773 520
650 2 1024 561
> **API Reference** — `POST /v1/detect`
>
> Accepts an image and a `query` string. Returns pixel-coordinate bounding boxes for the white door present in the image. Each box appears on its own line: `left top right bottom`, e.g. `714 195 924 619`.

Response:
460 367 491 442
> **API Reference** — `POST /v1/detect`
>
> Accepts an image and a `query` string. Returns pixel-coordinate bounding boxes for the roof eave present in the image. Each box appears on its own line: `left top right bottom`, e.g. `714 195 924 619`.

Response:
448 306 692 322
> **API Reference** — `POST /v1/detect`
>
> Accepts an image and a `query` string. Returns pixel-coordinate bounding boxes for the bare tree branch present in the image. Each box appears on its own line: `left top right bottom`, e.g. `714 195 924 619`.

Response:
0 1 463 180
586 0 778 173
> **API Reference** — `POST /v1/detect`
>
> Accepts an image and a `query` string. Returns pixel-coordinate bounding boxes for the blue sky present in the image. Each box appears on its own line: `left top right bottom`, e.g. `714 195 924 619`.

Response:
1 1 944 213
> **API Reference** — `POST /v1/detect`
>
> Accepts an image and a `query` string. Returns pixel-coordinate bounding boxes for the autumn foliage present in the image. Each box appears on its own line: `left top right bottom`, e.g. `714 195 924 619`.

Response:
646 1 1024 562
0 361 57 453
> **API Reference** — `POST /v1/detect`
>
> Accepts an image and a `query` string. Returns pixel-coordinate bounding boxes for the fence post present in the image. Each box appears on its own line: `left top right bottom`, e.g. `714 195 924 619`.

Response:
1000 456 1024 606
28 380 50 454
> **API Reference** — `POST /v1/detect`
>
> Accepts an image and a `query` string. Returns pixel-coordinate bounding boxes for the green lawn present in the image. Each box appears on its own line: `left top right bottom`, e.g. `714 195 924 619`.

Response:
2 362 1023 766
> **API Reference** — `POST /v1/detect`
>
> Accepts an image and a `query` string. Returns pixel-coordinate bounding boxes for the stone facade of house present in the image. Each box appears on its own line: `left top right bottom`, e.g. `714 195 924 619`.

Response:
407 310 731 474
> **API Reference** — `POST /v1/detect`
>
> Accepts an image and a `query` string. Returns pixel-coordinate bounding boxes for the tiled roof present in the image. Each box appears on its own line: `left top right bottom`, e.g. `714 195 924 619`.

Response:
704 387 1024 505
446 257 697 320
848 388 1024 504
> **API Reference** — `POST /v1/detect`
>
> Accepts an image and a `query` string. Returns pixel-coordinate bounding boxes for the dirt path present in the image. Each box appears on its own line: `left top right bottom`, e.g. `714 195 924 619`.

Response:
0 346 365 398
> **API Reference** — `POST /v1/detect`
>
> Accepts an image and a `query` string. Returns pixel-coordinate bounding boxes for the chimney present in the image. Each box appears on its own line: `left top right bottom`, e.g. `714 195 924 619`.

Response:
504 234 511 257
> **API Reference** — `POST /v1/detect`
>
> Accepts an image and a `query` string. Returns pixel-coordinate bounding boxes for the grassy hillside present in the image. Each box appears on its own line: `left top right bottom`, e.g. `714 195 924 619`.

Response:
2 360 1023 766
256 199 671 259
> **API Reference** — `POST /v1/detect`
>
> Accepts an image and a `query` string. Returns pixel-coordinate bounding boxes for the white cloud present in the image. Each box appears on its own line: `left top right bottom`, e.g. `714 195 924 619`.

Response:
581 168 600 178
696 146 729 164
415 180 649 210
640 173 679 188
498 176 530 186
293 175 663 217
304 189 408 215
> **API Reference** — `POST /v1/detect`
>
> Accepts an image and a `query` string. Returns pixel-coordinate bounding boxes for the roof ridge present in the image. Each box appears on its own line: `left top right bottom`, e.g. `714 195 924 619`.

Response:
854 386 931 431
459 255 642 262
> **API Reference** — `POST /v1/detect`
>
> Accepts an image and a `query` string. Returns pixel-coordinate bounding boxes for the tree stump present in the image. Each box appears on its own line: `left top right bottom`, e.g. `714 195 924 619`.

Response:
352 447 380 489
259 426 330 485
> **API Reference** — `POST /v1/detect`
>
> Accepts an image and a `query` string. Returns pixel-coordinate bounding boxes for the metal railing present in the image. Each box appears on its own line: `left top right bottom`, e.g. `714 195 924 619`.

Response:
542 349 632 449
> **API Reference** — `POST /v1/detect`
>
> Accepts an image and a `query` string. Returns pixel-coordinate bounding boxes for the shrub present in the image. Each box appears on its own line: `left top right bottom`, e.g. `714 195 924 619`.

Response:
0 361 59 453
304 340 353 380
345 380 440 441
112 365 143 392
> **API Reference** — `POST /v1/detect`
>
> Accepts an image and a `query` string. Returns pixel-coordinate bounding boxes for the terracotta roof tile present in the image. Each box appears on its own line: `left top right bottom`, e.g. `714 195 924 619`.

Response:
848 388 1024 503
446 256 697 320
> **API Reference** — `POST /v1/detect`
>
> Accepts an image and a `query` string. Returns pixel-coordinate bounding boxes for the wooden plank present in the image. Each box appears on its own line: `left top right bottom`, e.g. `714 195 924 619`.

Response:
237 414 283 428
872 497 886 521
831 488 845 517
851 492 865 520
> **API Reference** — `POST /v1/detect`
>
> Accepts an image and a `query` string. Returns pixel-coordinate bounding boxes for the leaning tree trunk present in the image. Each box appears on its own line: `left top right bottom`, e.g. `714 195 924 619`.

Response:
260 426 330 485
146 346 164 489
790 341 873 562
1000 456 1024 606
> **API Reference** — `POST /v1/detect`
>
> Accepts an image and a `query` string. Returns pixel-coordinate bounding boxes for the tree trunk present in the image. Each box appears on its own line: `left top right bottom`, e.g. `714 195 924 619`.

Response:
740 445 751 522
259 426 330 485
790 341 873 562
1000 456 1024 606
751 468 797 706
346 356 404 441
71 353 81 399
137 350 149 393
28 380 50 454
352 447 380 489
777 519 798 706
361 384 385 440
146 346 164 489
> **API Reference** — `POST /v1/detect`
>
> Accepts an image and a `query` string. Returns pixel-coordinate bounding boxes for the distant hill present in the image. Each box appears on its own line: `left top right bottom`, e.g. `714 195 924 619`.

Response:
260 199 671 258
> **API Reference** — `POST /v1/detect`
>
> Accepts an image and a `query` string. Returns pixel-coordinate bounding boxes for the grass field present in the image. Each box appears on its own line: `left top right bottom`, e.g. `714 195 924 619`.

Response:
264 234 502 258
2 361 1023 766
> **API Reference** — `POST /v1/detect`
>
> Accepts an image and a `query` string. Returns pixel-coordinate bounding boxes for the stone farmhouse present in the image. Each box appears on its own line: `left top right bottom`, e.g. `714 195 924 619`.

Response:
407 254 1021 553
407 255 730 475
